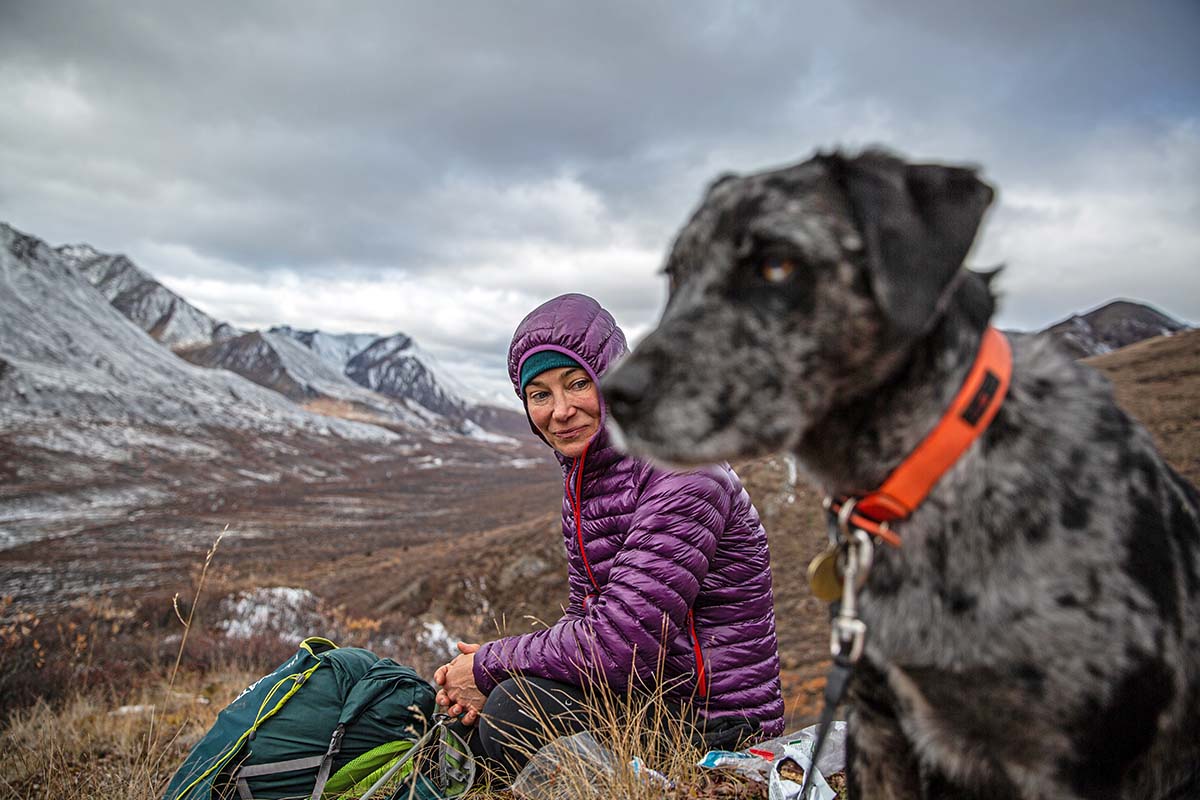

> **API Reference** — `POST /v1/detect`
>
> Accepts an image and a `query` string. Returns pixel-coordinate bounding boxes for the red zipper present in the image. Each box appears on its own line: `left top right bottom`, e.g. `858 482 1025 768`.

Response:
688 609 707 698
567 443 704 697
566 442 600 602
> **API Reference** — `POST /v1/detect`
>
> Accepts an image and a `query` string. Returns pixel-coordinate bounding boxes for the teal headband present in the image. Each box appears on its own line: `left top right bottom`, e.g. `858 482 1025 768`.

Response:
520 351 583 393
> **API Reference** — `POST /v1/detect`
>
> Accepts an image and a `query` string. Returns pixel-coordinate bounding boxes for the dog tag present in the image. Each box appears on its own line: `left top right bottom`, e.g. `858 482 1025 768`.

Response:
807 546 843 602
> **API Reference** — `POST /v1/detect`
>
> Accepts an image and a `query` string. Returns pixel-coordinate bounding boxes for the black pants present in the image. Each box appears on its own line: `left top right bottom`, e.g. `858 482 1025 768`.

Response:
469 677 592 778
457 676 757 781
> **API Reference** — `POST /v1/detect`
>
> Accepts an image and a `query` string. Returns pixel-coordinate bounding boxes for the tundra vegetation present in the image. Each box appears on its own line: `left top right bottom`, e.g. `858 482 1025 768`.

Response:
1 330 1193 799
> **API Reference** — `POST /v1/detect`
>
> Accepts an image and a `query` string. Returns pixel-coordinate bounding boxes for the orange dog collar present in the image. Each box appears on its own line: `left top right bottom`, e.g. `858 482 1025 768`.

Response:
827 326 1012 547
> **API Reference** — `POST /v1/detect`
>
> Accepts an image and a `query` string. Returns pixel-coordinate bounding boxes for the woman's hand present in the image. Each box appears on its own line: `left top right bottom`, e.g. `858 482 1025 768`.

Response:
434 641 487 725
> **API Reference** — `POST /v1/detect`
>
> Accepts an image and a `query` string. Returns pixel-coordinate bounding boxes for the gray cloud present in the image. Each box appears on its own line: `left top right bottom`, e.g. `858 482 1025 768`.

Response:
1 0 1197 371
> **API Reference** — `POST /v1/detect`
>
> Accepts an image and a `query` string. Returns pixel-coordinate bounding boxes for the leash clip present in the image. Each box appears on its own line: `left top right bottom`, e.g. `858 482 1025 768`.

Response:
835 500 874 590
830 525 872 664
831 615 866 664
805 505 875 800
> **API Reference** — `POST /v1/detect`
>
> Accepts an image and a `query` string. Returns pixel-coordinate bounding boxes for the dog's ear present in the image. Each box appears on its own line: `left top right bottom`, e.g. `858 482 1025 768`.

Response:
826 151 995 337
707 172 739 193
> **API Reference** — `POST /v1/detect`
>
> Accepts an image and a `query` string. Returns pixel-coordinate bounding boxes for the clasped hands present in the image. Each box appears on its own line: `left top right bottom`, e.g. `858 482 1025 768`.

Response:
434 641 487 725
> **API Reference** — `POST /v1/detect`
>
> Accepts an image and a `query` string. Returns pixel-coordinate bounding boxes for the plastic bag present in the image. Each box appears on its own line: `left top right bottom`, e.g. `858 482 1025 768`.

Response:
510 731 678 799
510 732 614 800
769 721 848 776
768 742 837 800
697 721 847 785
628 755 675 790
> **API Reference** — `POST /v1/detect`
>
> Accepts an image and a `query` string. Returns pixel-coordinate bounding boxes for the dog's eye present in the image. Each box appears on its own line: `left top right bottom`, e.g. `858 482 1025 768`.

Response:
760 258 796 284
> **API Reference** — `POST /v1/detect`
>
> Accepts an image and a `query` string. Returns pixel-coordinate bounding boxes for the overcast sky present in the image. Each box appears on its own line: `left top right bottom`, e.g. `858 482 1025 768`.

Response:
2 1 1197 401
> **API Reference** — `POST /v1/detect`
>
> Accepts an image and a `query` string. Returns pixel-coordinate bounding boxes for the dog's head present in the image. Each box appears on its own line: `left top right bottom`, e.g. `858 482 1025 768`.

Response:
603 149 995 465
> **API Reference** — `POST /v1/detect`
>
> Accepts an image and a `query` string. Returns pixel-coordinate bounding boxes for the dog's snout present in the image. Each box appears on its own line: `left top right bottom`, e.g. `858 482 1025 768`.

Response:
603 357 656 421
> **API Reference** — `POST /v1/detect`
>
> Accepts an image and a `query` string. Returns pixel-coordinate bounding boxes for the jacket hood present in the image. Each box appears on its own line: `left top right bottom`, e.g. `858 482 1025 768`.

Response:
507 293 629 449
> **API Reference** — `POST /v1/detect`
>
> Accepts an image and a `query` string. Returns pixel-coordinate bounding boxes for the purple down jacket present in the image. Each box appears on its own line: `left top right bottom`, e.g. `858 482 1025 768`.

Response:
473 294 785 737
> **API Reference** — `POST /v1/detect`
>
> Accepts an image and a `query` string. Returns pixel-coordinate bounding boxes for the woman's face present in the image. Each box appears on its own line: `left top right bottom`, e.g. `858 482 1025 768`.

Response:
524 366 601 458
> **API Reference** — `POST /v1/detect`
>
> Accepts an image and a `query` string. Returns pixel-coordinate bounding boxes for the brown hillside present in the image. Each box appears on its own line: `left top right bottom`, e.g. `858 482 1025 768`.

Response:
1085 328 1200 485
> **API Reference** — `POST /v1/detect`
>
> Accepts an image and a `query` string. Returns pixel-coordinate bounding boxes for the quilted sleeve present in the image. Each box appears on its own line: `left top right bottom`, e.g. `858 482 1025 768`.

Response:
473 468 728 694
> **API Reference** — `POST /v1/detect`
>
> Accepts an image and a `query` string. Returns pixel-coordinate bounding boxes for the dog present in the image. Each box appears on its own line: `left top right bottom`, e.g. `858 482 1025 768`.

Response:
601 149 1200 799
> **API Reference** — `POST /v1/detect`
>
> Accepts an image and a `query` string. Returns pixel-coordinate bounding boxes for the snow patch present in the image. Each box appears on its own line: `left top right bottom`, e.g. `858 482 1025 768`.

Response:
56 243 101 263
458 419 517 445
217 586 324 640
413 455 445 469
0 486 172 549
234 468 281 483
507 457 544 469
419 620 460 657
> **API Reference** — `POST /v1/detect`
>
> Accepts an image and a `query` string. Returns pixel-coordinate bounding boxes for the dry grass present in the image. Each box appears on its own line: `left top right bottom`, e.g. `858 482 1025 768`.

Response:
0 663 775 800
455 630 778 800
0 665 258 800
0 532 773 800
1086 328 1200 486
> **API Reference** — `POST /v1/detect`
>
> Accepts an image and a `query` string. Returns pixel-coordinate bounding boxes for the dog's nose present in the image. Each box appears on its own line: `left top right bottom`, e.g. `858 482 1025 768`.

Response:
602 358 655 421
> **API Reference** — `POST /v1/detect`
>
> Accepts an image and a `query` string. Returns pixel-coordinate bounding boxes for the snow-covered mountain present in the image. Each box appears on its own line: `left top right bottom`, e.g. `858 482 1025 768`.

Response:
1040 300 1190 359
346 334 474 418
180 329 443 431
46 239 523 436
270 326 379 372
275 326 528 436
2 221 404 548
56 243 237 351
1 222 393 442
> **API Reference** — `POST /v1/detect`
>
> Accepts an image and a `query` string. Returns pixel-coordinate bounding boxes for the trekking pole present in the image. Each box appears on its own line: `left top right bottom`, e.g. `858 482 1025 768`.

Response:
359 719 445 800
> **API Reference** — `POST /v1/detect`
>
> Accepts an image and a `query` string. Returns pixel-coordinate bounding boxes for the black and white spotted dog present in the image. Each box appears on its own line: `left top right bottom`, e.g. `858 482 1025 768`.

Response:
602 150 1200 799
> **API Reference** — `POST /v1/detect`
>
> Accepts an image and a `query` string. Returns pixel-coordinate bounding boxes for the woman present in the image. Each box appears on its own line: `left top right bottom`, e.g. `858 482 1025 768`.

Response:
435 293 784 774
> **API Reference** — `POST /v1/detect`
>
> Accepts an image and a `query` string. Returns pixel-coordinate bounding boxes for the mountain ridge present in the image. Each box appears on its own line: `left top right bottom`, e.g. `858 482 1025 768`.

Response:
55 243 238 351
1 222 387 440
44 229 522 434
180 329 455 434
1038 298 1189 358
269 326 381 372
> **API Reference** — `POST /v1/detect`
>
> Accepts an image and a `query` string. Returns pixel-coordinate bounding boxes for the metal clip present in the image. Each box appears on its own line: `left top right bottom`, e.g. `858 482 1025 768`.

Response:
328 724 345 755
835 495 859 538
834 498 875 590
831 611 867 664
830 528 873 664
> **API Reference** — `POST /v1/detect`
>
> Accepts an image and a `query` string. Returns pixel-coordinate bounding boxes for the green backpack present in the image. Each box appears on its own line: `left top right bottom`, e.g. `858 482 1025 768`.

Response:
163 637 474 800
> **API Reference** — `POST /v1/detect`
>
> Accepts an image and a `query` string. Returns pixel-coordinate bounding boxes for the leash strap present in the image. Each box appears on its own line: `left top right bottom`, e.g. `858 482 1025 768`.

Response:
800 528 872 799
798 658 853 800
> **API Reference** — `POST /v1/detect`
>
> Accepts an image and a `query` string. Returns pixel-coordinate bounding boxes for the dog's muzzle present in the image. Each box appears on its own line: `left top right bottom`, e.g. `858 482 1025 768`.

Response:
601 356 657 429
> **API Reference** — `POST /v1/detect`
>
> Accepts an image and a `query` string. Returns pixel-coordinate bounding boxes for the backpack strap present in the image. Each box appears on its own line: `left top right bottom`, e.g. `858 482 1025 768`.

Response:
230 723 345 800
308 724 346 800
234 756 327 799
